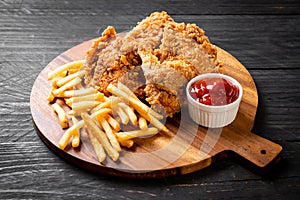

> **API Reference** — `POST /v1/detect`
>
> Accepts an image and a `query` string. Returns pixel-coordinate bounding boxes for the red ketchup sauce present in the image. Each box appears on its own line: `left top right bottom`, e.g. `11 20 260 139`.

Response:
189 77 239 106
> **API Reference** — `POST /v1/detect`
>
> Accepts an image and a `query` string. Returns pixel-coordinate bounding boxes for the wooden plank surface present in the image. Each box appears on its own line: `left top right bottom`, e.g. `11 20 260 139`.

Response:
0 0 299 199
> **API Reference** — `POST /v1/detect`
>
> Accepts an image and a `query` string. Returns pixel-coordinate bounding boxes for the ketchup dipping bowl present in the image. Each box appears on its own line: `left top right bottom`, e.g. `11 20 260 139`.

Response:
186 73 243 128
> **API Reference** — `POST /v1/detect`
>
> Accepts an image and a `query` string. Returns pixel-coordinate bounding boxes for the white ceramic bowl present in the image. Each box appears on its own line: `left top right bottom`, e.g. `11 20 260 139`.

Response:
186 73 243 128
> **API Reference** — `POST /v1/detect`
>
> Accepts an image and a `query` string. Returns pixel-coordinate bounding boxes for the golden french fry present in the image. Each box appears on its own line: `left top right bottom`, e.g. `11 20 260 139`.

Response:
117 82 138 100
138 116 148 130
119 139 134 148
71 116 80 148
107 83 129 99
47 77 61 102
128 97 150 115
58 127 77 150
51 103 68 128
91 108 112 119
118 102 137 125
65 99 72 107
91 100 111 113
67 109 77 116
47 93 55 103
60 70 68 77
66 93 104 106
56 70 86 87
81 113 119 161
107 115 120 131
72 100 101 111
148 109 164 120
97 117 121 151
84 122 106 162
53 77 82 96
67 67 81 75
51 77 61 87
56 88 98 98
58 108 111 150
145 113 169 133
115 105 129 125
116 127 159 141
71 133 80 147
47 85 56 102
48 60 84 80
91 96 121 113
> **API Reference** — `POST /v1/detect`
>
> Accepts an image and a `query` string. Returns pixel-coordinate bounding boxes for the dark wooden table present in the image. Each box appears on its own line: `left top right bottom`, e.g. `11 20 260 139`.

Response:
1 0 299 199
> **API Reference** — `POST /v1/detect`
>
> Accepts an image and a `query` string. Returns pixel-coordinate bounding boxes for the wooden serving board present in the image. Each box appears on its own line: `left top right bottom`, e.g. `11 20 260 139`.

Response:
30 39 282 178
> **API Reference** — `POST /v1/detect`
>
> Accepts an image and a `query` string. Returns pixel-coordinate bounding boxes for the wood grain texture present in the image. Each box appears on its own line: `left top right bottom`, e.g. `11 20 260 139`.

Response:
0 0 299 199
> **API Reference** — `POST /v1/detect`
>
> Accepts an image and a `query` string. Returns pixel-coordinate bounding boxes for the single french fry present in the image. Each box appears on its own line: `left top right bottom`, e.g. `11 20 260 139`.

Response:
51 77 61 87
58 127 77 150
91 100 111 113
67 109 77 116
116 127 159 141
58 108 111 150
98 117 121 151
115 105 129 125
117 82 138 100
48 60 84 80
65 99 72 107
138 116 148 130
72 100 101 111
72 134 80 148
85 122 106 162
66 93 104 106
148 109 164 120
47 93 55 103
60 70 68 77
128 97 150 115
51 103 68 128
71 116 80 148
47 77 61 102
67 67 81 75
118 102 137 125
91 108 112 119
119 139 134 148
145 113 169 133
81 113 119 161
107 115 120 131
107 83 129 99
56 88 98 98
56 70 86 87
47 85 56 102
53 77 82 96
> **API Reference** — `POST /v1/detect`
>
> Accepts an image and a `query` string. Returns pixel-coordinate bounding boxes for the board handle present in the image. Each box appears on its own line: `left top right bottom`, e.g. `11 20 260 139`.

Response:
224 130 282 169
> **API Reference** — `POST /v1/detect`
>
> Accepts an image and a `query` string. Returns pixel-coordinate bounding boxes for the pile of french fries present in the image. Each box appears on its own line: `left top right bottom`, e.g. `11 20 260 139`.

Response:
47 60 168 162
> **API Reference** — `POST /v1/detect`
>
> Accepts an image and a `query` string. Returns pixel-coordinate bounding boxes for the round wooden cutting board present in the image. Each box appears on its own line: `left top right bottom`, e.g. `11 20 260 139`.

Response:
30 39 282 178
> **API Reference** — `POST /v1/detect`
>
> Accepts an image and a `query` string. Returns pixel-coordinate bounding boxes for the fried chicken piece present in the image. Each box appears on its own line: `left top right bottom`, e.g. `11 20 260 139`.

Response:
83 11 222 117
144 84 181 118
